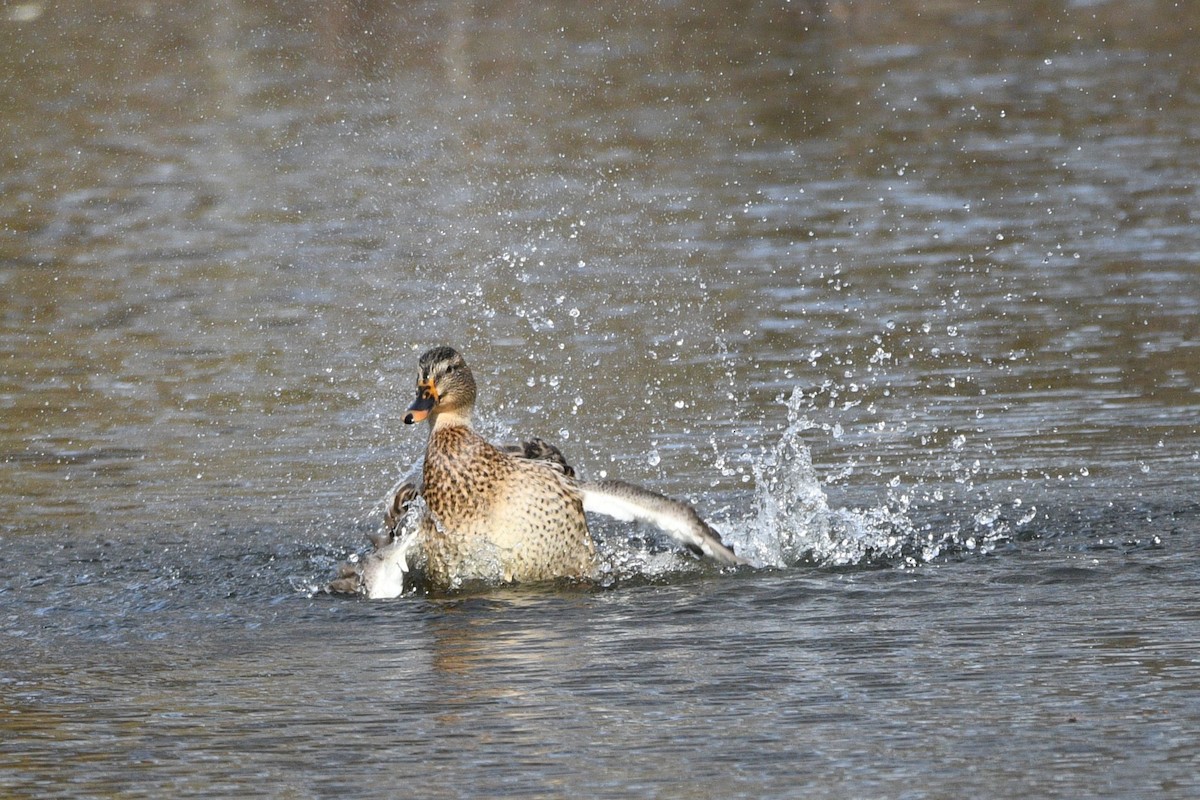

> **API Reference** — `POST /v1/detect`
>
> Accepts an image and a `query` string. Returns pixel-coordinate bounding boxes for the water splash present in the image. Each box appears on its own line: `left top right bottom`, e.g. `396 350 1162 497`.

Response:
734 387 926 569
324 385 1036 598
724 386 1037 571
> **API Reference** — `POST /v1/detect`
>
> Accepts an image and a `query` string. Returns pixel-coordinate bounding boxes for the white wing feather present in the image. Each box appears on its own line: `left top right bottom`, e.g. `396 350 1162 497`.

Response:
581 479 747 566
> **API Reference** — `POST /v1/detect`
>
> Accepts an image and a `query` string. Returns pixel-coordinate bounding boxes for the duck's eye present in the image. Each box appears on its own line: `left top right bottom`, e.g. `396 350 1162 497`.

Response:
445 364 458 374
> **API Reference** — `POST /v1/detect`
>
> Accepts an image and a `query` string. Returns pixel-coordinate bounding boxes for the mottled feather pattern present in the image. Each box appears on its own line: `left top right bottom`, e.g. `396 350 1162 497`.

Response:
420 424 595 587
329 346 742 596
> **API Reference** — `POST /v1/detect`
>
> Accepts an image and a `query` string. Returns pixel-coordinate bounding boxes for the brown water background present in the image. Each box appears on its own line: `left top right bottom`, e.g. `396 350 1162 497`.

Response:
2 2 1198 797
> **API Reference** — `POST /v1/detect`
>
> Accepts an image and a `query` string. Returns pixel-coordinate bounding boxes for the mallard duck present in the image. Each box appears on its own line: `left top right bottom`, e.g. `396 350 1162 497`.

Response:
329 346 745 597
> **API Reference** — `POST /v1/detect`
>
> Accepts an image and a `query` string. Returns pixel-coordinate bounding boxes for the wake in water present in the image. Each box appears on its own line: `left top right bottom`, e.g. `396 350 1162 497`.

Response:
593 384 1036 583
725 386 1037 571
731 387 928 569
323 386 1030 597
587 386 926 583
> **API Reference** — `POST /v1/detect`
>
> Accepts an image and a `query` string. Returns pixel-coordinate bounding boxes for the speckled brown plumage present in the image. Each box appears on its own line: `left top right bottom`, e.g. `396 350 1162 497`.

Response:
404 348 596 589
322 345 750 596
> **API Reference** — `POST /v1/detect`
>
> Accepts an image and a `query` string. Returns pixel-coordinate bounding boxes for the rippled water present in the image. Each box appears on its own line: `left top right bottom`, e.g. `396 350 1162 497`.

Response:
2 1 1199 797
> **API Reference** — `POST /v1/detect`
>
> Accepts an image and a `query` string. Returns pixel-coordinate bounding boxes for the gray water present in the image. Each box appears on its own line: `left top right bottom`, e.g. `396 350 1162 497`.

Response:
2 1 1199 797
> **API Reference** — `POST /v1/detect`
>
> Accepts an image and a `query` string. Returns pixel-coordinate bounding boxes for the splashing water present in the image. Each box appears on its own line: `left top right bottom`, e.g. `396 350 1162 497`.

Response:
328 385 1031 598
734 388 927 569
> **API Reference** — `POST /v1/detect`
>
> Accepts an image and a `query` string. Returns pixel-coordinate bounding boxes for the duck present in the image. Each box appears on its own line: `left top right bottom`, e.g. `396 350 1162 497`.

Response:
329 346 745 597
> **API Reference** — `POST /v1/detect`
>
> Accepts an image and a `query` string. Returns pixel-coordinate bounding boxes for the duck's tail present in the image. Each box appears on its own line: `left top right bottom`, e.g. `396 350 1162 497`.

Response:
580 479 748 566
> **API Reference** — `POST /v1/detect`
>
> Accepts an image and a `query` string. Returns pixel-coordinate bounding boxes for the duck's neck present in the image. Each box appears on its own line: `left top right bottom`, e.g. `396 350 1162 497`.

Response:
429 408 472 433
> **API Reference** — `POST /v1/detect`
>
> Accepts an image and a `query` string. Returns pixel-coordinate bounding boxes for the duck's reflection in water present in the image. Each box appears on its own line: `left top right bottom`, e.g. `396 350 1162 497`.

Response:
421 589 603 748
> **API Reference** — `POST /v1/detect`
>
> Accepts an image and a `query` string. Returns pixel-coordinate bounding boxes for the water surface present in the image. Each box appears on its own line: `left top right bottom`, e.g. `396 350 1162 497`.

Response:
2 1 1198 797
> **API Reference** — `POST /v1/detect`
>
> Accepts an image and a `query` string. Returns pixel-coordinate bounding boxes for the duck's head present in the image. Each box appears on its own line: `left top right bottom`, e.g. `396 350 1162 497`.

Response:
403 346 477 425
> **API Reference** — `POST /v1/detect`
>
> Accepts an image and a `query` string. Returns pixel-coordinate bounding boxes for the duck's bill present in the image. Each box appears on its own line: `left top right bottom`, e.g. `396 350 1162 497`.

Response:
404 394 435 424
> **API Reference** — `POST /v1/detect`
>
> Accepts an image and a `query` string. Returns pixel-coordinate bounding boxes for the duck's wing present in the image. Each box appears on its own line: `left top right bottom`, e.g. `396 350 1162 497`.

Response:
360 525 422 600
328 524 422 600
383 462 424 532
580 479 748 566
501 436 576 478
328 461 426 597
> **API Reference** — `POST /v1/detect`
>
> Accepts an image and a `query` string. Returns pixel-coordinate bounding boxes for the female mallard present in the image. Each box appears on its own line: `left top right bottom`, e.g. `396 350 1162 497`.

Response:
331 346 745 597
